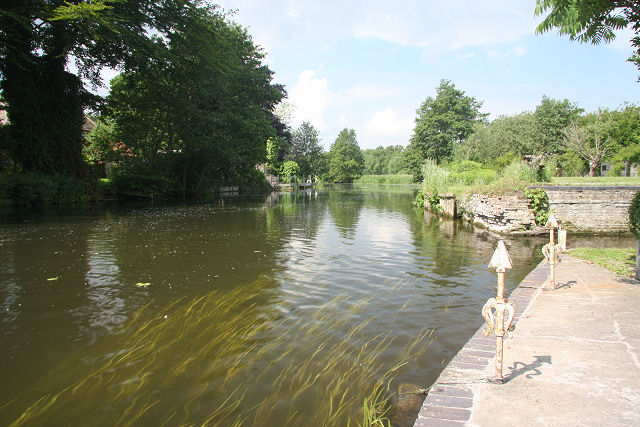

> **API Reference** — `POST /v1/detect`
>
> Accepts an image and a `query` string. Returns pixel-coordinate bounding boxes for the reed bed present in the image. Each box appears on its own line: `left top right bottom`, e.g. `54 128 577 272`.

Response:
6 276 434 426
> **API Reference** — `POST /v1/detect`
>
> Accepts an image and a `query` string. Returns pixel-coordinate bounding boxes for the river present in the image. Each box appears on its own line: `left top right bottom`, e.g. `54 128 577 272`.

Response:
1 185 548 426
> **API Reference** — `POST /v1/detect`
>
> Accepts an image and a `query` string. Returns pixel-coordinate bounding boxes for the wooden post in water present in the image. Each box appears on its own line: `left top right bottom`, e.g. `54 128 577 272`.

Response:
482 241 515 383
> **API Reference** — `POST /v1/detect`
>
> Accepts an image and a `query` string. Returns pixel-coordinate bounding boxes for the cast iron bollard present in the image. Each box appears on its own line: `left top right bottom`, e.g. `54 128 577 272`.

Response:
482 240 515 383
542 214 561 290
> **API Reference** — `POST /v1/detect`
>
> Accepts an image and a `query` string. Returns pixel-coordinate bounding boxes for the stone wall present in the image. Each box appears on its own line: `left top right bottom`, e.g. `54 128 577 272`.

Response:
458 192 536 233
544 186 640 232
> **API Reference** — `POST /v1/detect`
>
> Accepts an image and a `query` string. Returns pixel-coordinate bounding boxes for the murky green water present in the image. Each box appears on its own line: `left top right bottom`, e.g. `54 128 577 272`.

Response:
1 185 546 426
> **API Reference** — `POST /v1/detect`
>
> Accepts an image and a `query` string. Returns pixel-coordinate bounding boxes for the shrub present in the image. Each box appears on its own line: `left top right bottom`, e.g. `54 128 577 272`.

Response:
110 159 176 197
421 159 450 191
501 160 538 182
1 172 91 209
412 189 424 208
557 151 587 176
629 190 640 236
488 153 519 171
524 187 550 225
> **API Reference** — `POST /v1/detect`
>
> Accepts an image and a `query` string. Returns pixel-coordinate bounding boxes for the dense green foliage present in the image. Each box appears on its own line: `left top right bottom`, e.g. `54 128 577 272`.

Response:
326 129 365 183
0 172 93 209
535 0 640 75
289 122 325 179
362 146 405 175
279 160 300 183
0 0 193 176
0 1 284 203
629 190 640 236
405 79 486 181
355 175 413 185
524 187 551 225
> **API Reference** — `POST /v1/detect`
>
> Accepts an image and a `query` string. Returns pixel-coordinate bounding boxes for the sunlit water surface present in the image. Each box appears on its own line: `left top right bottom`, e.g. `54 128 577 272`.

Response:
0 186 554 426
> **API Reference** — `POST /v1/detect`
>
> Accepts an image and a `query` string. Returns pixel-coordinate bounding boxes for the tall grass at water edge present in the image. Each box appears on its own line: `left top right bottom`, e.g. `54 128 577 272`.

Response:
4 277 435 426
421 159 543 197
354 175 415 185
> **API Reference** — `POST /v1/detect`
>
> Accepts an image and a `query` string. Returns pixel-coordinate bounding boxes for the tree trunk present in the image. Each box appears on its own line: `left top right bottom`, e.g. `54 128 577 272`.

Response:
589 159 598 177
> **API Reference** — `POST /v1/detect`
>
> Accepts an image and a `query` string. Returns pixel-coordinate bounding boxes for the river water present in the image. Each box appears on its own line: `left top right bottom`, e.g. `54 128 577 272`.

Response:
1 185 549 426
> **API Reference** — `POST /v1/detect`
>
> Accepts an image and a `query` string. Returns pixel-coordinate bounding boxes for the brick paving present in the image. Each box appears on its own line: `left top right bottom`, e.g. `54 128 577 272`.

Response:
414 255 640 426
413 262 549 426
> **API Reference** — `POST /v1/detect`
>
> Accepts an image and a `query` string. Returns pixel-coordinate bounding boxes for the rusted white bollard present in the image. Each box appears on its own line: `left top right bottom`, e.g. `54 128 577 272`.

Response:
482 240 515 383
542 214 561 290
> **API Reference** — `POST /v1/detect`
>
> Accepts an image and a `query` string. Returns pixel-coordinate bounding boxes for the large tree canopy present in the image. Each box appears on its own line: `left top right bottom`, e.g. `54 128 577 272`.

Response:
288 121 325 178
0 0 196 174
326 128 364 183
105 6 284 195
405 79 485 181
535 0 640 75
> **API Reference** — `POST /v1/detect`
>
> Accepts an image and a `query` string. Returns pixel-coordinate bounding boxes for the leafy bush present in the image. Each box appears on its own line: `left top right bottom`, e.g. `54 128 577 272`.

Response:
448 160 483 173
449 168 498 185
412 189 424 208
501 160 538 182
280 160 300 183
237 168 271 193
1 172 91 208
629 190 640 236
110 160 176 197
488 153 519 171
425 189 441 213
557 151 587 176
524 187 550 225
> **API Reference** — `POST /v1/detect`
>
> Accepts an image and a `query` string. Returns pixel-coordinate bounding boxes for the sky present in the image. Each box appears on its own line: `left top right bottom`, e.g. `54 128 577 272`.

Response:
208 0 640 150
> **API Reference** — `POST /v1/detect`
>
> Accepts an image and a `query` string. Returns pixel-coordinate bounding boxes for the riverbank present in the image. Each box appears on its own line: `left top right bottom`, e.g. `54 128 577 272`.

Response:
414 254 640 426
430 186 640 235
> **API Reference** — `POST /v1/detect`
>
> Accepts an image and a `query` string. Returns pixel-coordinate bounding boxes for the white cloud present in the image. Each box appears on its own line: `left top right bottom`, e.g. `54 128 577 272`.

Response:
338 113 349 128
289 70 333 131
353 1 538 55
365 108 413 138
220 1 539 56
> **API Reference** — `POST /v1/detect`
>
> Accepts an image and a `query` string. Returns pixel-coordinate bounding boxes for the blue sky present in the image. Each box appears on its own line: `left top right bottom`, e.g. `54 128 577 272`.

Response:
218 1 638 150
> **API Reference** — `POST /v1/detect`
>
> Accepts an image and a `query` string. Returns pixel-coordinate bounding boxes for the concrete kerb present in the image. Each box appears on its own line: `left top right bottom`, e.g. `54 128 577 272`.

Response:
413 262 550 427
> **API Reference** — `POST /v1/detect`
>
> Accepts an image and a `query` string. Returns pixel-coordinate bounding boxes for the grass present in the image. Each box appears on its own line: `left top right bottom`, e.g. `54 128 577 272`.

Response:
568 247 636 277
5 277 433 426
355 175 414 185
552 176 640 186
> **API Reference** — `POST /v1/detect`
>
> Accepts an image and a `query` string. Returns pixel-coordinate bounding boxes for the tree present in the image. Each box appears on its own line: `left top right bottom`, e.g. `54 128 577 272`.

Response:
0 0 194 175
406 79 485 181
362 145 405 175
535 0 640 75
534 96 583 154
326 128 365 183
105 5 284 196
289 121 324 178
463 112 540 162
279 160 300 183
265 137 283 173
563 114 610 176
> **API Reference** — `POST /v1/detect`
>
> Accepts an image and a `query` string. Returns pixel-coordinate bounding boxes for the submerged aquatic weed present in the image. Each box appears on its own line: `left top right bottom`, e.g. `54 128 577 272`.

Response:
6 276 434 426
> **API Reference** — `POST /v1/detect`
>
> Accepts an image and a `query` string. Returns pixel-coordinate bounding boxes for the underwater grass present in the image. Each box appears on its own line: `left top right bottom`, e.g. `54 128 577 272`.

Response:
5 276 433 426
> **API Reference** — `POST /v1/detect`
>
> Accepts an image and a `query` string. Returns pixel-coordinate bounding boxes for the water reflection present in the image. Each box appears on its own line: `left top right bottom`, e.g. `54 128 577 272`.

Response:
0 187 623 426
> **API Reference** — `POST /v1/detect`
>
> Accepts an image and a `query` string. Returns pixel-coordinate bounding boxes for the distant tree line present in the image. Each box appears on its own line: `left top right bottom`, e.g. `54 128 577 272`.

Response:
402 79 640 183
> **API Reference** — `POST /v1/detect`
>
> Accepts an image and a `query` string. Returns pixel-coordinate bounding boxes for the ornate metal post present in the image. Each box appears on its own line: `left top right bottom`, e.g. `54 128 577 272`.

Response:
482 240 515 383
542 214 561 290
